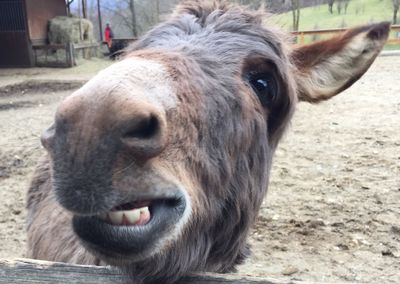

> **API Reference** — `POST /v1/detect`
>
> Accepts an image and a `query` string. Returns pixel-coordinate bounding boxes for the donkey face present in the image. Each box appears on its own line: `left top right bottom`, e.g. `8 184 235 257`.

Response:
39 2 389 283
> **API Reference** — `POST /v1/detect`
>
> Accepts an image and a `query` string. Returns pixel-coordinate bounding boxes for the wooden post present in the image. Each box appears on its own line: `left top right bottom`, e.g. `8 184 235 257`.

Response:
66 43 75 67
78 0 83 41
0 259 299 284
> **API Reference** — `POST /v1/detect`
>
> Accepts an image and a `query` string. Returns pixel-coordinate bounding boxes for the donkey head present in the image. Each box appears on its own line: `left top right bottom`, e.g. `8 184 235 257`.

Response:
40 2 389 283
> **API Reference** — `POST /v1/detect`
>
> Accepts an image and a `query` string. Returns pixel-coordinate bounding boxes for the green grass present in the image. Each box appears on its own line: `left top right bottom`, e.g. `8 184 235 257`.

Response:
270 0 393 31
384 43 400 50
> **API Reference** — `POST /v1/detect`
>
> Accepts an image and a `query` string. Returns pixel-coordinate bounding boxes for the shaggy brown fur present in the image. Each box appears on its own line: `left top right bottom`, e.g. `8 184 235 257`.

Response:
26 1 389 283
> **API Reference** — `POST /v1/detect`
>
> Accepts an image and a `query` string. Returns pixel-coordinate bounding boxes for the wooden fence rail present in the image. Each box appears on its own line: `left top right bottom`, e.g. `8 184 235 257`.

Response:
0 259 301 284
292 24 400 45
32 43 99 67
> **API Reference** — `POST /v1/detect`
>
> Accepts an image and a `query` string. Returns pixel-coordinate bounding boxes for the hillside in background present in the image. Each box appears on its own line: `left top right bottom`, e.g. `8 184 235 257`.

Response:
271 0 393 31
69 0 397 47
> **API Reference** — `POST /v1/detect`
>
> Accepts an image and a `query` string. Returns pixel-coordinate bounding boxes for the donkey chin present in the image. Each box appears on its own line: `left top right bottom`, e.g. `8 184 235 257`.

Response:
52 165 191 265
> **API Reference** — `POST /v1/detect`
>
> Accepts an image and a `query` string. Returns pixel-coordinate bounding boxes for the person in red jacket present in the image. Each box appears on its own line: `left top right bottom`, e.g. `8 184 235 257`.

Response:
104 23 114 49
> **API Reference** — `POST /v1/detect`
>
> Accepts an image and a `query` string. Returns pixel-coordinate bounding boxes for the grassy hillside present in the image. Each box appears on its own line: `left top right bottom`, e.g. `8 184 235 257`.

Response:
271 0 394 31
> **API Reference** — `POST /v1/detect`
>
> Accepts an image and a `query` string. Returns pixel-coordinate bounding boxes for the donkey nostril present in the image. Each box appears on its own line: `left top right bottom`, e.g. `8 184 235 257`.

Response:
122 115 159 140
120 113 166 159
41 124 55 150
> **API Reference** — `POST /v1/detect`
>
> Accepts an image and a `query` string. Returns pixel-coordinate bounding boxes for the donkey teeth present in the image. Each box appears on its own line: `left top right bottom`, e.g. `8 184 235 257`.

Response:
124 209 140 224
106 206 149 225
108 211 124 225
140 207 149 214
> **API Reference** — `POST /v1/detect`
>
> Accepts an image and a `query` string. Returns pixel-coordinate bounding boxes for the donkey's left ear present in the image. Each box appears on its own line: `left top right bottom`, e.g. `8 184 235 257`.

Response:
290 22 390 103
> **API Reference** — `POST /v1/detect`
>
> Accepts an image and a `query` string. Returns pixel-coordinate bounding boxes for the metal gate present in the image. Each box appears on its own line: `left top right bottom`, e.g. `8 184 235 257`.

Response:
0 0 32 67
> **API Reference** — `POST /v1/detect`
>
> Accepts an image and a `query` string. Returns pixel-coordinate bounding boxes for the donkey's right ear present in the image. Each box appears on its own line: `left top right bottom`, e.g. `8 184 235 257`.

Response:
290 22 390 103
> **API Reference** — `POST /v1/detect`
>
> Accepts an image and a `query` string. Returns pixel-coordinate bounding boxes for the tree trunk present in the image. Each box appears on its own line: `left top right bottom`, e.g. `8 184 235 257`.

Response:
344 0 350 14
156 0 160 22
328 0 334 14
97 0 103 41
393 0 399 24
295 3 300 31
67 0 74 17
337 1 342 14
129 0 138 37
82 0 88 18
291 0 300 31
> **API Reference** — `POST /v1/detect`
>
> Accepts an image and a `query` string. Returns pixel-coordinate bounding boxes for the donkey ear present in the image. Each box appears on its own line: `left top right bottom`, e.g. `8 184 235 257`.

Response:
290 22 390 103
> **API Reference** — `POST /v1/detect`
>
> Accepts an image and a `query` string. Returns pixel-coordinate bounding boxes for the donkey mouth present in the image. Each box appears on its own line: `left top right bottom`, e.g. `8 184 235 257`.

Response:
98 200 152 226
72 193 187 264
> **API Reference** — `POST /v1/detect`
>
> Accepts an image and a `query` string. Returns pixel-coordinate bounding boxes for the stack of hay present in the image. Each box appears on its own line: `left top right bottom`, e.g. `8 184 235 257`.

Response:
48 16 94 44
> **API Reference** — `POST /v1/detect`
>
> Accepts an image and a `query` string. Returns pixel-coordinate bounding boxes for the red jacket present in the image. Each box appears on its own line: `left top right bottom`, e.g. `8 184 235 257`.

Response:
105 27 113 42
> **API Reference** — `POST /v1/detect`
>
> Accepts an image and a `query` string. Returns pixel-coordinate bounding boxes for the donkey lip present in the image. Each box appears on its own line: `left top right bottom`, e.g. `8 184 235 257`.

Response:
71 193 187 263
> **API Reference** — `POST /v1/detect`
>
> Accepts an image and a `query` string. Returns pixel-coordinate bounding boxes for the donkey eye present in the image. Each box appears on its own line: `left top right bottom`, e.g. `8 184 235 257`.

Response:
249 73 277 107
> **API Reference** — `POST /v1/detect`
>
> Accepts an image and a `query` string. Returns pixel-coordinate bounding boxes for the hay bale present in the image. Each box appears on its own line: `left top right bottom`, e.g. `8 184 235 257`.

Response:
48 16 94 44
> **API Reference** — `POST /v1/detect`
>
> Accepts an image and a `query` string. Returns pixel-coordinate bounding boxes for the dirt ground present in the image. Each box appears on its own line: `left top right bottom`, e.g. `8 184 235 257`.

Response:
0 57 399 283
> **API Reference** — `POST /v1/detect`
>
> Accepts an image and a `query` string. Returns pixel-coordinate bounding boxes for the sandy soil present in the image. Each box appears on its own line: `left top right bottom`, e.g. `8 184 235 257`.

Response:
0 56 399 283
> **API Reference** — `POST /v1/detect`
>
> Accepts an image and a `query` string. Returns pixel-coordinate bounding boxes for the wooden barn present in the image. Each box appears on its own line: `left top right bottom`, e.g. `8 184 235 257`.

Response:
0 0 67 67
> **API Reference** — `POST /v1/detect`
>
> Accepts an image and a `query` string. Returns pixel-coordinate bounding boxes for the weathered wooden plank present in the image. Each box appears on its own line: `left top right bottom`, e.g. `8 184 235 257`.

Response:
0 259 123 284
0 259 298 284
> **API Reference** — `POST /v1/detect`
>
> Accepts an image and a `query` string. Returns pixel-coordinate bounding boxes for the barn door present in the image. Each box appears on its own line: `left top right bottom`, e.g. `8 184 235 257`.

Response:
0 0 32 67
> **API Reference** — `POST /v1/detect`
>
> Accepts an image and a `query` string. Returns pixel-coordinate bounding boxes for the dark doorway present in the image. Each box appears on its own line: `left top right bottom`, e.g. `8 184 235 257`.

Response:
0 0 32 67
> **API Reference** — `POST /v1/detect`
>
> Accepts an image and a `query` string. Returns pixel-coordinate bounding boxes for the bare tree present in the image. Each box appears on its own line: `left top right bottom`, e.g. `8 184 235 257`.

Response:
291 0 300 31
103 0 165 37
82 0 88 18
129 0 138 37
344 0 351 13
336 0 350 14
103 0 138 37
97 0 103 40
156 0 160 22
328 0 335 14
337 0 343 14
393 0 400 24
66 0 75 16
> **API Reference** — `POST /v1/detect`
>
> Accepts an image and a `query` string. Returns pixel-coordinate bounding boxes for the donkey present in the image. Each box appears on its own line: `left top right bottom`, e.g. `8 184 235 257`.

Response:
26 1 390 283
